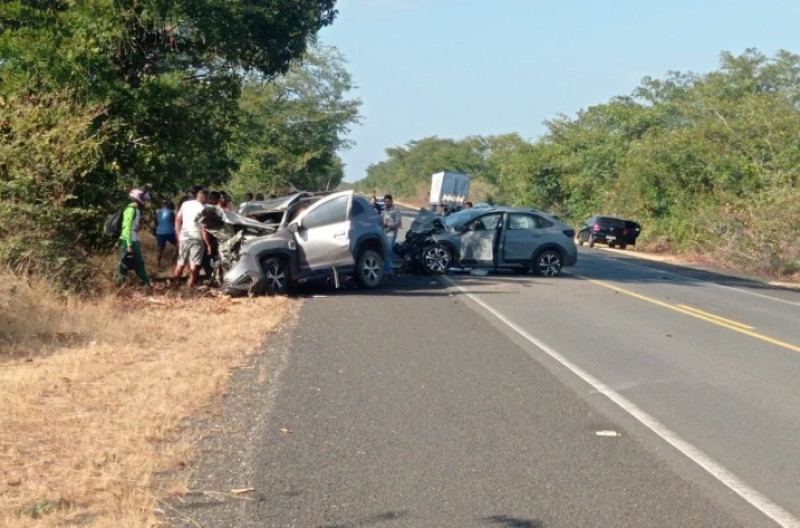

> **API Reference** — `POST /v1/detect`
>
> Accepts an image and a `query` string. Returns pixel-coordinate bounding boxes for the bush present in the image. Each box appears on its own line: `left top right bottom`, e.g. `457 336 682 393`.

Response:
0 92 109 292
698 189 800 277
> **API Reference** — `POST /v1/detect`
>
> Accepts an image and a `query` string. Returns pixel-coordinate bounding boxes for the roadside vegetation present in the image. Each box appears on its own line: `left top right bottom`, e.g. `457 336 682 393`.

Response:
0 238 296 527
357 49 800 280
0 2 348 526
0 0 358 292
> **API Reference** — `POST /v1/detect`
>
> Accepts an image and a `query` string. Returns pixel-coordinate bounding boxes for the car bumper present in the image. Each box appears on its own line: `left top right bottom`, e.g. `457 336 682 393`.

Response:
220 252 266 296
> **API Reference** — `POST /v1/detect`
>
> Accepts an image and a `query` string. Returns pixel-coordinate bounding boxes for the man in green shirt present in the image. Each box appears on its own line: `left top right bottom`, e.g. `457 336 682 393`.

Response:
118 189 152 286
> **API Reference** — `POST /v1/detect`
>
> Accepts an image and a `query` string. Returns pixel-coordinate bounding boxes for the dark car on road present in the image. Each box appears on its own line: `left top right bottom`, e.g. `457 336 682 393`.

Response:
576 215 641 249
400 206 578 276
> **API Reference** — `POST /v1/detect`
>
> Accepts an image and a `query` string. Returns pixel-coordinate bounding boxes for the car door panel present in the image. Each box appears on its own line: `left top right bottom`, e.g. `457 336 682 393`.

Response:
293 193 354 273
459 213 502 266
500 213 543 264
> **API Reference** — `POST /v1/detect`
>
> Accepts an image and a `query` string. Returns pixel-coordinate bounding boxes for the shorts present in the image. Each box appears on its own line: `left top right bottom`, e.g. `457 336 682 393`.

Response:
177 238 205 267
156 233 177 250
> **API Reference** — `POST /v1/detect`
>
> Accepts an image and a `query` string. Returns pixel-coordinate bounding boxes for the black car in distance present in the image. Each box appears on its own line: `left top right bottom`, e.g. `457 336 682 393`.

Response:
576 215 641 249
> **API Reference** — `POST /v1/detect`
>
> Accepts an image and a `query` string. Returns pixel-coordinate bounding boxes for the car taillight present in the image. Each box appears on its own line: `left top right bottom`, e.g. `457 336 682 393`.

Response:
563 229 574 238
592 224 600 231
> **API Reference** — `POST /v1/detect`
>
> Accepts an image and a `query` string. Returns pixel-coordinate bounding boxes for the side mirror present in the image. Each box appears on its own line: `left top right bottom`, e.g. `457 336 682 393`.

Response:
288 222 299 234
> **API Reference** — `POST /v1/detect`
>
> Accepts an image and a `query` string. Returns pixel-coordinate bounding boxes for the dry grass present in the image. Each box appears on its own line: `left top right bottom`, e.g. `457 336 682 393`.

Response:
0 239 297 527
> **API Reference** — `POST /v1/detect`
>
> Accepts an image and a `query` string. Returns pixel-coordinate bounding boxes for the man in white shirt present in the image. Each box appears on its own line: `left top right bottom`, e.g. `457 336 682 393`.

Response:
173 189 211 287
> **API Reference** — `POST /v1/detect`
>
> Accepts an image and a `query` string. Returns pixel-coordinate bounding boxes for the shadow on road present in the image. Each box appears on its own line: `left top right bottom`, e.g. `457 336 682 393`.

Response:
575 248 800 296
483 515 545 528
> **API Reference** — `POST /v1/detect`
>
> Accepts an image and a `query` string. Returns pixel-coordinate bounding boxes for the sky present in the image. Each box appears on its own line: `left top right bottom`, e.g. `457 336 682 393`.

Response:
318 0 800 183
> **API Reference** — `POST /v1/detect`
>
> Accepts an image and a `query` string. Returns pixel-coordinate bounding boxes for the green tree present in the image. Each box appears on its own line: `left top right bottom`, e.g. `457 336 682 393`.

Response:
0 0 338 290
228 45 361 198
358 136 489 199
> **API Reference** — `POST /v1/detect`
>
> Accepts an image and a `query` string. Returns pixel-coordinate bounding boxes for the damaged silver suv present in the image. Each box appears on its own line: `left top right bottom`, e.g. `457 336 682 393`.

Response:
200 190 387 295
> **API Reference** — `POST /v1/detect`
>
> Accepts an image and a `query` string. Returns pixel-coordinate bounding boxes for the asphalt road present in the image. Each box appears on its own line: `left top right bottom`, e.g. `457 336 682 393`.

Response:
168 208 800 528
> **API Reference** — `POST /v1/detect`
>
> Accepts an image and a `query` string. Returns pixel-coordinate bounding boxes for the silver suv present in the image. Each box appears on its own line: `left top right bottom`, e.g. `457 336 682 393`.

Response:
417 206 578 276
201 190 387 295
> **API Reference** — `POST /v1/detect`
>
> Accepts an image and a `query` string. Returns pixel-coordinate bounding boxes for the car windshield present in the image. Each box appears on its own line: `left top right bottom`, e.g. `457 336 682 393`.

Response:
442 208 484 230
409 209 440 232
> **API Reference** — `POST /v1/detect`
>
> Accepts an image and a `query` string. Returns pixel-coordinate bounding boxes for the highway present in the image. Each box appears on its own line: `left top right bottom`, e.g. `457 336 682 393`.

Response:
168 208 800 528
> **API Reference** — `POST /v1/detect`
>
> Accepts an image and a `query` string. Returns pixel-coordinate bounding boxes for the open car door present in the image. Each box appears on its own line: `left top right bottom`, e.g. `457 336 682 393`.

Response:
459 212 503 267
292 191 355 273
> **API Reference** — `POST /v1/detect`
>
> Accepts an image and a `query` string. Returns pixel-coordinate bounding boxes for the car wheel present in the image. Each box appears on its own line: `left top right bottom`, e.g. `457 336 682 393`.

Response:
619 243 627 250
422 243 452 274
355 249 384 289
588 235 595 248
608 242 616 248
533 249 563 277
577 235 584 246
261 257 289 295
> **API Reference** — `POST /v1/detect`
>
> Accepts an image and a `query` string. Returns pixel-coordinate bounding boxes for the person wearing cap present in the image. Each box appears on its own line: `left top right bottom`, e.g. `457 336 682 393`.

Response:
118 189 152 286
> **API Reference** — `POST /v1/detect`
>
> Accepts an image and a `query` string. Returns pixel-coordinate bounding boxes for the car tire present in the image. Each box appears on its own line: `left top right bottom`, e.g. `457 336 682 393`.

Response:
588 235 595 248
619 243 627 250
608 242 616 248
260 257 289 295
355 249 384 289
577 235 584 246
533 249 563 277
422 243 452 274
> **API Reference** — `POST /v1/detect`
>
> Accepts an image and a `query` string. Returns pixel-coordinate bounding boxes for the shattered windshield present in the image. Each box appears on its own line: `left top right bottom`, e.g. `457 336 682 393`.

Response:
442 208 483 230
409 209 441 232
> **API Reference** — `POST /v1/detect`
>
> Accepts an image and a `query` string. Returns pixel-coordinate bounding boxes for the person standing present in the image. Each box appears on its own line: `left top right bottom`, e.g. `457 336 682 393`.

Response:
201 191 222 280
155 200 177 269
238 192 254 214
370 195 383 213
380 194 402 279
219 191 234 211
173 189 210 288
117 189 152 287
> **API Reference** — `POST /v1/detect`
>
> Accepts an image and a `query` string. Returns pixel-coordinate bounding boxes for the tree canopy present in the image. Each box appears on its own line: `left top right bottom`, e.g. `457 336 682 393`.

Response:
0 0 345 290
356 49 799 277
229 45 361 198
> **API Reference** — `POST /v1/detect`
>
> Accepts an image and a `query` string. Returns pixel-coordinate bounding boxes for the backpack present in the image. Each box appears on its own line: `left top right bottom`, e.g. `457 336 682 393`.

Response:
103 205 134 239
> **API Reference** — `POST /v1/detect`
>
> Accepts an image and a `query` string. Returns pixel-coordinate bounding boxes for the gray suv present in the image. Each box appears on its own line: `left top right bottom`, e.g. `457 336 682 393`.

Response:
201 190 387 295
418 206 578 276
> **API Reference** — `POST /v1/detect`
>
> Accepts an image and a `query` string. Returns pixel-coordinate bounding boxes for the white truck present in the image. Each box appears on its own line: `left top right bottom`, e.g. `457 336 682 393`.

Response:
429 171 470 213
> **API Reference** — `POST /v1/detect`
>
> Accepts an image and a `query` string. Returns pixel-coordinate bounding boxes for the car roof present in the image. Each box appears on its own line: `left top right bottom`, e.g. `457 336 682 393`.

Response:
471 205 555 215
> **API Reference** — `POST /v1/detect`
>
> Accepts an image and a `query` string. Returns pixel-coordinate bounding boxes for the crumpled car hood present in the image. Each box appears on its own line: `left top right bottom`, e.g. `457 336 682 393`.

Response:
408 209 445 233
198 207 285 272
199 207 276 240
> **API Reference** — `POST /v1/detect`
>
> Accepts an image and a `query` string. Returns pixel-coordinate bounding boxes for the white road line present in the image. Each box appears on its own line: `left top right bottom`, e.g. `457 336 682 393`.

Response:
443 275 800 528
591 252 800 307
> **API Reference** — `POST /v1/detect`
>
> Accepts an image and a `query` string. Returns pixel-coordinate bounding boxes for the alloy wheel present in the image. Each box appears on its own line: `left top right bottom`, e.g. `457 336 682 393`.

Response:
535 251 562 277
361 255 381 284
263 258 288 294
423 245 451 274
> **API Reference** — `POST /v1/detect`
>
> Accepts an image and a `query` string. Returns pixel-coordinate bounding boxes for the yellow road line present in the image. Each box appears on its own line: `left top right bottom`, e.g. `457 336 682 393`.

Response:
675 304 755 330
580 276 800 354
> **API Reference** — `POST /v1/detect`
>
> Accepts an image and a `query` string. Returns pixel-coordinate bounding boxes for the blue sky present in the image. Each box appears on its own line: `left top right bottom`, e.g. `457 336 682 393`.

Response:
319 0 800 182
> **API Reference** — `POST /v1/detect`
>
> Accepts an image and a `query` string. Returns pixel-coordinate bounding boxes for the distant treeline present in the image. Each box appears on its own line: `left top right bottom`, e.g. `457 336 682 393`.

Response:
356 49 799 278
